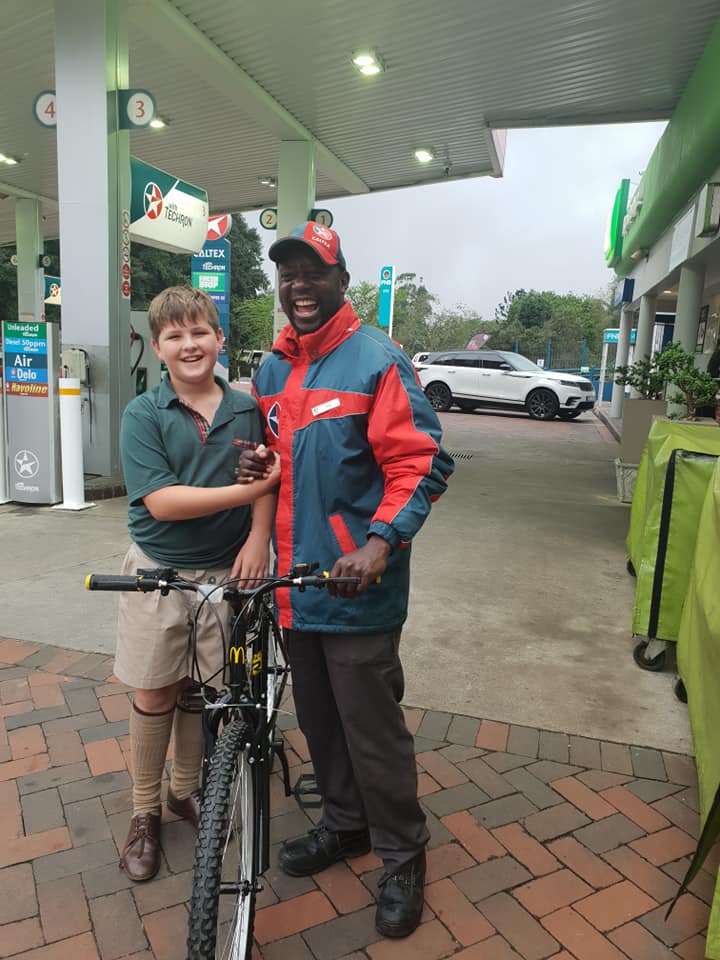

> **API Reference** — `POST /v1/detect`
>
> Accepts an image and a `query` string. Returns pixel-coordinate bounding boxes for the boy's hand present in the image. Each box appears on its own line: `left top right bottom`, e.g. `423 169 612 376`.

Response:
236 444 276 484
230 536 270 585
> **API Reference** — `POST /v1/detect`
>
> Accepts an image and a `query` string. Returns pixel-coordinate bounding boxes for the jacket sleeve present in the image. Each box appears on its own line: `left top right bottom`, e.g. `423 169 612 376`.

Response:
366 356 454 549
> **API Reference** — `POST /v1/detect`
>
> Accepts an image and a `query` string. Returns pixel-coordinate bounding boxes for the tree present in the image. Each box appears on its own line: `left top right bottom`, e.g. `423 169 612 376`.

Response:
494 289 526 323
487 288 614 367
347 281 379 327
229 293 274 375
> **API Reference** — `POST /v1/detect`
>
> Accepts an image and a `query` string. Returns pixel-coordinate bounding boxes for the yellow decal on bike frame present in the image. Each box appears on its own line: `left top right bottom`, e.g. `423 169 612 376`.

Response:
229 646 246 665
252 652 262 676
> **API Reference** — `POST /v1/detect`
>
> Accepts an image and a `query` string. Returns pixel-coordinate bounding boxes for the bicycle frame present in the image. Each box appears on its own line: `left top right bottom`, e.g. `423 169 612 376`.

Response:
189 589 291 881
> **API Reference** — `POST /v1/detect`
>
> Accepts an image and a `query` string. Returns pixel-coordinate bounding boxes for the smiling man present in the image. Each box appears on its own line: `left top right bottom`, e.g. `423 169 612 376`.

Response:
237 222 454 938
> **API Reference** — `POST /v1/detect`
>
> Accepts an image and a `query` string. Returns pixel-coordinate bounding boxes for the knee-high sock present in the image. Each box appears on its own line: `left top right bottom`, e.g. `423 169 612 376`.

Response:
130 703 175 816
170 704 204 800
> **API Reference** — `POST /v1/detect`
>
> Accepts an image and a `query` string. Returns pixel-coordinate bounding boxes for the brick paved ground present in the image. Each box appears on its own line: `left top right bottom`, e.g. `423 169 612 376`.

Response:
0 636 715 960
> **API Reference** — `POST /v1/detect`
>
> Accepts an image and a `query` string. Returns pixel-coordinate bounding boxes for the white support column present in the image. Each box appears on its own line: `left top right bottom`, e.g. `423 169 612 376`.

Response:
54 0 131 480
273 141 316 339
667 262 707 416
674 263 706 352
630 293 657 398
609 306 634 419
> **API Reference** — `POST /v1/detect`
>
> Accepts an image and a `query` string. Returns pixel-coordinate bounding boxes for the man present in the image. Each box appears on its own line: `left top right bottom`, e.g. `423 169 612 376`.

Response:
238 222 453 938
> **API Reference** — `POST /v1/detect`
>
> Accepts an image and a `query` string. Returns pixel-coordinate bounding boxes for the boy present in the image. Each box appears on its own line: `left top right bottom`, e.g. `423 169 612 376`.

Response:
114 285 279 881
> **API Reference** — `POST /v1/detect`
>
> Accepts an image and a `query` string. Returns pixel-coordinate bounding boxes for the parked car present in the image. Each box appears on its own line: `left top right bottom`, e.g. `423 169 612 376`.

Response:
412 350 445 367
415 350 596 420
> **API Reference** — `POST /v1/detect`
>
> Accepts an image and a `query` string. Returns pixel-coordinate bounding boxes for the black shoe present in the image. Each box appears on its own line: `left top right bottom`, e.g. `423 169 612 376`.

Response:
278 824 371 877
375 849 426 938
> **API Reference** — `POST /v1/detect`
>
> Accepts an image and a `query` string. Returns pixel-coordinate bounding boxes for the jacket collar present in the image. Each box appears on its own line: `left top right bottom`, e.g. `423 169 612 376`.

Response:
272 301 360 361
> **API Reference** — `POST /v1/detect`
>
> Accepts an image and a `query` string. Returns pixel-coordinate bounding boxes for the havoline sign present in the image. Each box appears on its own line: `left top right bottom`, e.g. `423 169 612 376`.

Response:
130 157 208 254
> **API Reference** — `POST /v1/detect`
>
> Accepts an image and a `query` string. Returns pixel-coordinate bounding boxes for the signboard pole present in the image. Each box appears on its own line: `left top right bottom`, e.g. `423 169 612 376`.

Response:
377 265 396 338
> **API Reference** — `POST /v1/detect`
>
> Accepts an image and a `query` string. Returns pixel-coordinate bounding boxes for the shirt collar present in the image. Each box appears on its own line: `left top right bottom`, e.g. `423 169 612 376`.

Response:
156 374 239 410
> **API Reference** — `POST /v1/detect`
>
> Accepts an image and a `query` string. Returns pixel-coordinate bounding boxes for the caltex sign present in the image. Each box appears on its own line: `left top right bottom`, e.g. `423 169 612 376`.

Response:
130 157 208 254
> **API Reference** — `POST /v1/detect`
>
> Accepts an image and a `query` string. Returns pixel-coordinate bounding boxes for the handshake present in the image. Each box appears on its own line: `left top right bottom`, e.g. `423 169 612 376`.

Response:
233 441 280 486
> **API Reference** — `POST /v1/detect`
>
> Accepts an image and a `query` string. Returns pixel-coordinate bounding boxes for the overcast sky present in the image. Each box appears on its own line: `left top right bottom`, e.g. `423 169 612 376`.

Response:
247 121 667 320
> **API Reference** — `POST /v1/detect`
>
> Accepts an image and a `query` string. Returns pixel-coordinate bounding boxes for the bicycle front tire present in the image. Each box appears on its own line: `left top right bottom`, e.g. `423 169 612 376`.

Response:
187 719 256 960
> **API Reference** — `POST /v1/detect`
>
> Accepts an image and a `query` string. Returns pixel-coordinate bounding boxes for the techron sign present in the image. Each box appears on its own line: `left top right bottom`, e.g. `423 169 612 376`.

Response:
129 157 208 254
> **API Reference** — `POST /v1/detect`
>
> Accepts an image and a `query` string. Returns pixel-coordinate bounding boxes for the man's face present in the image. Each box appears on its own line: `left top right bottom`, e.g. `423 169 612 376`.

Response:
277 250 349 335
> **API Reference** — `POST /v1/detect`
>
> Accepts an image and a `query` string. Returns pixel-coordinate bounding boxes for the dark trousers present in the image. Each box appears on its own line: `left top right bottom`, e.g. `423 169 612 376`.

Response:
285 627 429 869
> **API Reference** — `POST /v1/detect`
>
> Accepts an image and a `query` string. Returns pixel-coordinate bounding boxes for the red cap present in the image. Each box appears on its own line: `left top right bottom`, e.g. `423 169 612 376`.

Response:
269 221 346 269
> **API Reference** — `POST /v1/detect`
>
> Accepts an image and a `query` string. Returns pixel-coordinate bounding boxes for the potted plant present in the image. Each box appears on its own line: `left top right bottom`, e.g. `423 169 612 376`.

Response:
613 352 669 486
654 341 718 420
611 342 718 501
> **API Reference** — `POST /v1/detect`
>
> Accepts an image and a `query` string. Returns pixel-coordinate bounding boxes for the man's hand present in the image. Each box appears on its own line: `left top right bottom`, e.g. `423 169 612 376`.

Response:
328 535 391 598
236 444 276 484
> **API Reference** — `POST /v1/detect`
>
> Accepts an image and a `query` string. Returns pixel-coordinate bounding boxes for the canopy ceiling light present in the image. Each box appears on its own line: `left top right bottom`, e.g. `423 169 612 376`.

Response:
0 154 18 165
414 148 434 163
258 175 277 188
351 50 384 76
149 117 166 129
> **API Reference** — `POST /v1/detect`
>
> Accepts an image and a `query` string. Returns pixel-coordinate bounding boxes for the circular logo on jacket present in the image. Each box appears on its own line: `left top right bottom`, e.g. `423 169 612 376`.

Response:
267 402 280 439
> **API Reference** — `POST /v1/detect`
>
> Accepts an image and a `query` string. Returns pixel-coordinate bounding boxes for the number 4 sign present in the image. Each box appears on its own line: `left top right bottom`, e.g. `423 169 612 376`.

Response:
33 91 57 127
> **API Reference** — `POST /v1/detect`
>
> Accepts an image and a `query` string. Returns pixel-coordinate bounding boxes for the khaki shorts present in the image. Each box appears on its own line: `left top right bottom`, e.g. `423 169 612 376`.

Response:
114 542 231 690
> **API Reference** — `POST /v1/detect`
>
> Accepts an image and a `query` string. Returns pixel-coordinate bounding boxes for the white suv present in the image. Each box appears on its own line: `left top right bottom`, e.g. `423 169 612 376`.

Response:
416 350 596 420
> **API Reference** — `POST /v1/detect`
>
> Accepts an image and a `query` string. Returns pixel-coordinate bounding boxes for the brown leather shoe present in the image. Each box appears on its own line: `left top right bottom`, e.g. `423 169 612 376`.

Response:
120 812 161 882
167 788 201 830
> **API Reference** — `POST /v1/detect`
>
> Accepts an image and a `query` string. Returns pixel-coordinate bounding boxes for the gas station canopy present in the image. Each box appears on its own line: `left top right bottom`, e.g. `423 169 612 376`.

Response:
1 0 719 246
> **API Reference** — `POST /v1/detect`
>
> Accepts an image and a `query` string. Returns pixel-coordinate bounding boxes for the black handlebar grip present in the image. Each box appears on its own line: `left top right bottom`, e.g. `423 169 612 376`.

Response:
85 574 159 592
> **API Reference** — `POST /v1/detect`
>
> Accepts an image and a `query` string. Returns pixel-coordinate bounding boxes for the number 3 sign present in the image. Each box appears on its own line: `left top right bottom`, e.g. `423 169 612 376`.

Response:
118 89 156 129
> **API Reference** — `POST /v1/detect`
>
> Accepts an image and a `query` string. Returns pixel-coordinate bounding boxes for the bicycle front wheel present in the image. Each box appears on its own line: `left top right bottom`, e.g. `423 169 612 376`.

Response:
187 719 256 960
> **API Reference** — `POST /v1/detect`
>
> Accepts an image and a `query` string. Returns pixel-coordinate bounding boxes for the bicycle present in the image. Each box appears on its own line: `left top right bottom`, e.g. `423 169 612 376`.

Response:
86 563 360 960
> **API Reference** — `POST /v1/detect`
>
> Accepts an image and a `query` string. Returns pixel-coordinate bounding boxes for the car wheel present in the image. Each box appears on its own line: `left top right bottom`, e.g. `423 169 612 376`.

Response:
425 382 452 412
526 388 560 420
558 409 583 420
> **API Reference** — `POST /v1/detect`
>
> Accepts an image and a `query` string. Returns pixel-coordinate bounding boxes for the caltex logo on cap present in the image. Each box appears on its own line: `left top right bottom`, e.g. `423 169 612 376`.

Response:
312 224 333 241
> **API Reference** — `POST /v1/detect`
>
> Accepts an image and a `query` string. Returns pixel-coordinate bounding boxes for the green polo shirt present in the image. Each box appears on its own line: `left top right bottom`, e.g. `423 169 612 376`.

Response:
121 376 264 568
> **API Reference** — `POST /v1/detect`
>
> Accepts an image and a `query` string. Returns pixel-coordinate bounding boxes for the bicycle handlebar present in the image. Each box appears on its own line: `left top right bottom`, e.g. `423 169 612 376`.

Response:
85 569 364 596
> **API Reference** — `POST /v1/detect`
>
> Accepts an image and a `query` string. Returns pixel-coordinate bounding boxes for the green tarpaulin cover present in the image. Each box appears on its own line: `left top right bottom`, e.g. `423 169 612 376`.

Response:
677 459 720 959
628 419 720 574
631 449 717 641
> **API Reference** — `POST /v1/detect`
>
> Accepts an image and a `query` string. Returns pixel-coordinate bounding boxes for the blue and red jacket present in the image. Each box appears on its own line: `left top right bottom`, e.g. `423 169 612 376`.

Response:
252 301 454 633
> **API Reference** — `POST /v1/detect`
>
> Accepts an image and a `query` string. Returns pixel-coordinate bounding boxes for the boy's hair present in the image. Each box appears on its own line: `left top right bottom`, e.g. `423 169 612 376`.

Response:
148 285 220 341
